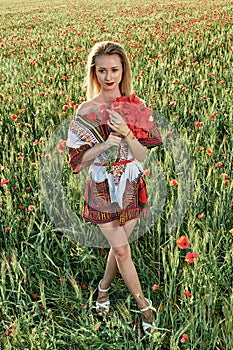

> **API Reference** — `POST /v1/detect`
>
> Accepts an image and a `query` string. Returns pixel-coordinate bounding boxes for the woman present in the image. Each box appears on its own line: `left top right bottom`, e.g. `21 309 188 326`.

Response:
67 41 162 335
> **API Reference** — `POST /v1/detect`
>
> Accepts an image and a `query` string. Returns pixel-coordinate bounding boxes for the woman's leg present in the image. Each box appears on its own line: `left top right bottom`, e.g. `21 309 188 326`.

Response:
112 243 153 324
98 218 137 293
96 248 118 312
98 220 154 325
122 218 137 238
96 221 128 312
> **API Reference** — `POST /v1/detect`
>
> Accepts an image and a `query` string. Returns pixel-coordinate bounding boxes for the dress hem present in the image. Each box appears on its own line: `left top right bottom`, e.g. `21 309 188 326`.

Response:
82 205 150 226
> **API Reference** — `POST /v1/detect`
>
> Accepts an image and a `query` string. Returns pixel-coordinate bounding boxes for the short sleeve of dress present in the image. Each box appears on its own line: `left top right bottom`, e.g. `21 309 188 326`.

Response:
68 145 92 173
137 125 163 149
66 115 96 173
135 99 163 149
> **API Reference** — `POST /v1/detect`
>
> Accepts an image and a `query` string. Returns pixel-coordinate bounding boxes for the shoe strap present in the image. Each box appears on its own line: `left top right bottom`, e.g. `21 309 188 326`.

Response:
140 305 150 312
96 300 110 308
140 298 152 313
98 279 110 293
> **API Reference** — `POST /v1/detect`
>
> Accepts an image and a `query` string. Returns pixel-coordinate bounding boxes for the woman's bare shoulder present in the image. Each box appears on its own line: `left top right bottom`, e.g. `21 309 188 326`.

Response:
76 100 98 115
77 101 92 113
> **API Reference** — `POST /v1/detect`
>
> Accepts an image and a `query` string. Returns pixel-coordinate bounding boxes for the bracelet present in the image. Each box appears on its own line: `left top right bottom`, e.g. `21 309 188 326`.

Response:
124 129 131 138
125 131 136 141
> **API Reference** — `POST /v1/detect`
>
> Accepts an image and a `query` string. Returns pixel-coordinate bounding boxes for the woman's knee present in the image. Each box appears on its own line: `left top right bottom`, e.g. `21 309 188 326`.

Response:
112 244 131 261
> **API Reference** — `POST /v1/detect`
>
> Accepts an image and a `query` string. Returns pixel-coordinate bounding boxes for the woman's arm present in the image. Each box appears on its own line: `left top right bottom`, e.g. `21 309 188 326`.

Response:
81 130 147 163
124 130 147 162
72 102 122 164
81 133 122 163
106 109 147 162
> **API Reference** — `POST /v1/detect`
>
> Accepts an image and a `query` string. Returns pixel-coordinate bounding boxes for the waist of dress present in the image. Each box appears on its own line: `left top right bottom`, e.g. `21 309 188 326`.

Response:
93 158 135 167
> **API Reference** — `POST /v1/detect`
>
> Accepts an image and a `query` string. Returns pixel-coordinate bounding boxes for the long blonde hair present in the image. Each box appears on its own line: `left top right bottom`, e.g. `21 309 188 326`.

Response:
84 41 133 100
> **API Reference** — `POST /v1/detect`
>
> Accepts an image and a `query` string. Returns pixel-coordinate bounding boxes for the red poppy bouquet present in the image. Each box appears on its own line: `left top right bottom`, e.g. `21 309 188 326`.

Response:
85 94 160 174
97 94 155 138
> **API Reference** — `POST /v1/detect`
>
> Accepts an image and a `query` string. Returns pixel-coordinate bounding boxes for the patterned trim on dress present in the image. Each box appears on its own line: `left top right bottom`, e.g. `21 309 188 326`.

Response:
138 135 162 148
70 116 102 144
68 145 92 173
82 205 150 226
138 127 162 148
68 114 112 173
82 176 149 225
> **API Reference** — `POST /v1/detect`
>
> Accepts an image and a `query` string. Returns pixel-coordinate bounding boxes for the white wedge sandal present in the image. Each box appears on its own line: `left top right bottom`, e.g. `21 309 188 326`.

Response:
140 298 155 335
95 279 110 316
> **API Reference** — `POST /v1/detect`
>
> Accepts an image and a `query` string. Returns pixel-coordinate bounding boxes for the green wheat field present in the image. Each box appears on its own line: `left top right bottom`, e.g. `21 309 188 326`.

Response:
0 0 232 349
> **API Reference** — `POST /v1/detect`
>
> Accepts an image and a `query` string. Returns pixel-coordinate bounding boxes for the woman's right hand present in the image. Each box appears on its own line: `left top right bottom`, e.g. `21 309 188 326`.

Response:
103 132 122 150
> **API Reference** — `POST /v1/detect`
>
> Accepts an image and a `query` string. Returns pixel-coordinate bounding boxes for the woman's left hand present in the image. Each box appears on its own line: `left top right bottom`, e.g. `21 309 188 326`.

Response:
106 109 130 137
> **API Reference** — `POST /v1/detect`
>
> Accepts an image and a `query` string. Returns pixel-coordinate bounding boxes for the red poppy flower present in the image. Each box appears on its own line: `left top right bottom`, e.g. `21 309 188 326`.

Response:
183 291 191 297
206 148 214 155
176 235 190 249
169 101 176 106
32 293 39 300
11 114 18 120
28 205 35 212
9 323 17 331
185 252 199 263
180 334 189 343
215 162 223 168
58 140 67 150
33 140 40 146
0 179 9 186
170 179 178 186
143 169 150 177
201 95 207 100
152 284 159 291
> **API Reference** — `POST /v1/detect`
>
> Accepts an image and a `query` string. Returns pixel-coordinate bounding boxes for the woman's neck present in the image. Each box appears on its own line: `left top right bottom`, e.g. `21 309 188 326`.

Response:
96 90 122 103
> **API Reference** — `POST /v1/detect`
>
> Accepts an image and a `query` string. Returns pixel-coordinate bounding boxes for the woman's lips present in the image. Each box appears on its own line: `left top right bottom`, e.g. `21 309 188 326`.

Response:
106 82 114 86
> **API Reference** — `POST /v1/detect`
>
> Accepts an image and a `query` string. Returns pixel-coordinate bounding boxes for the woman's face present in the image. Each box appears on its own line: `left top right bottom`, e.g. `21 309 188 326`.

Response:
95 54 123 92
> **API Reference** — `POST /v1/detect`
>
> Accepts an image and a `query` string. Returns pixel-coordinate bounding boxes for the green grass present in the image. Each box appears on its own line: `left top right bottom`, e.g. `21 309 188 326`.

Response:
0 0 233 349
